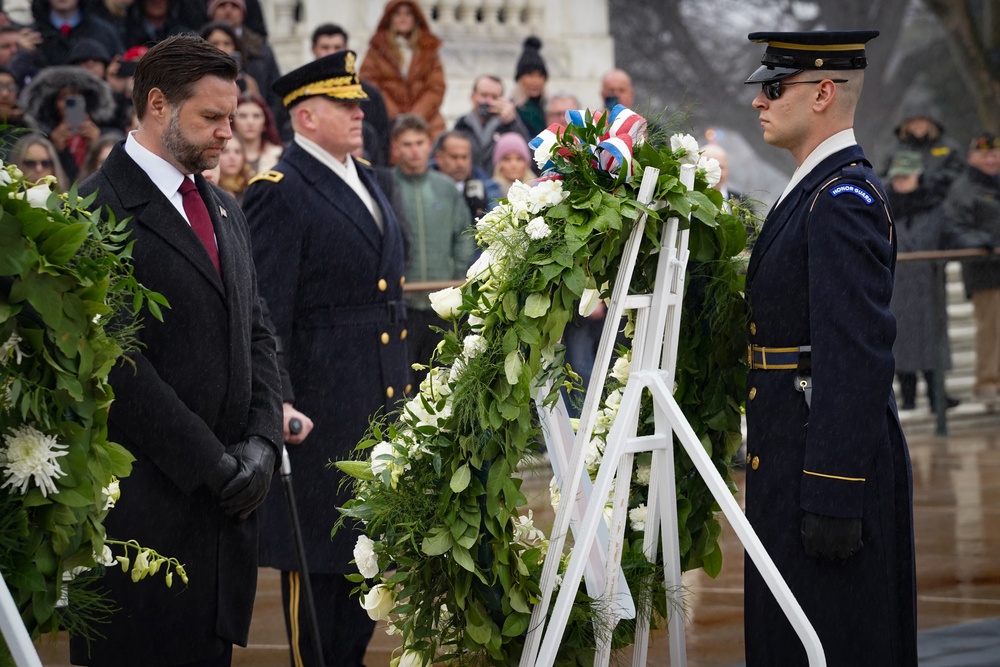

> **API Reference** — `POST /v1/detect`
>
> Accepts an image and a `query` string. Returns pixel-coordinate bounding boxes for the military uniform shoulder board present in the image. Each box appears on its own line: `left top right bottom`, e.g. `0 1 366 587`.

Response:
930 146 951 157
248 169 285 185
354 156 372 167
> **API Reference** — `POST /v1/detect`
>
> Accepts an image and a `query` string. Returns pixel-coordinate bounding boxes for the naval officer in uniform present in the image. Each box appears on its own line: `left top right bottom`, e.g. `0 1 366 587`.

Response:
243 50 410 667
742 31 917 666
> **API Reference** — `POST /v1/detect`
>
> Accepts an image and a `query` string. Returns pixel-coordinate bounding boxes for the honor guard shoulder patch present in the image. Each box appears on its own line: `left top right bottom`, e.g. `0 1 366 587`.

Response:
354 156 371 166
248 170 284 185
829 183 874 205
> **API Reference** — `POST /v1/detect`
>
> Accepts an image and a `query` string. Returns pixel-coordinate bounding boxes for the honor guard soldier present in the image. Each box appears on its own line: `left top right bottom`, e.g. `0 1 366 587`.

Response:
243 50 410 667
742 31 917 666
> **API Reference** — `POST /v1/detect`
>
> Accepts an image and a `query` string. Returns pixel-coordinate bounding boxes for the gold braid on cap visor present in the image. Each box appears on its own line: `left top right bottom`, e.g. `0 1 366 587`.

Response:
282 76 366 107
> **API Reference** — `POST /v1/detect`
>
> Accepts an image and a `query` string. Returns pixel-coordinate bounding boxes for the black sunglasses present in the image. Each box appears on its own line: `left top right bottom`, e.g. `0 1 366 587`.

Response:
761 79 848 101
23 159 53 170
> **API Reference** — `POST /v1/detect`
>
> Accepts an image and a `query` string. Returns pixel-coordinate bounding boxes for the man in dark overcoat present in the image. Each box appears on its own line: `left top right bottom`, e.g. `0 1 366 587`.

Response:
741 31 917 666
69 35 283 667
243 50 410 667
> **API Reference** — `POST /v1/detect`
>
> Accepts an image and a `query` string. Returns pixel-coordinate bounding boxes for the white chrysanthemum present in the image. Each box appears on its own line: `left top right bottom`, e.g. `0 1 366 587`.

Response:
463 334 487 359
448 357 466 384
670 133 701 165
361 583 396 621
428 286 463 320
2 331 26 365
611 354 631 385
634 465 651 486
354 534 380 578
1 424 68 496
584 437 604 470
629 504 648 532
697 154 722 187
524 216 551 240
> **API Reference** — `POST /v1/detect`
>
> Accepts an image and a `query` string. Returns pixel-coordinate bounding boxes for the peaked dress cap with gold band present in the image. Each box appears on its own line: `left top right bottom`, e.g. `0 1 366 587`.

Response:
272 49 369 109
744 30 880 84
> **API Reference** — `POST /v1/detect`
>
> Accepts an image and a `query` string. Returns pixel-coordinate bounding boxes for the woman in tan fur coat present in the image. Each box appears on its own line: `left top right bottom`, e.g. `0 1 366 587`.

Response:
360 0 446 139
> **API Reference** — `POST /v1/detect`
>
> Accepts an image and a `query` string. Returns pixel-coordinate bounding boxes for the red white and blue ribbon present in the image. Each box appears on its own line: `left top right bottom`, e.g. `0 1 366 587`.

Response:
529 105 648 178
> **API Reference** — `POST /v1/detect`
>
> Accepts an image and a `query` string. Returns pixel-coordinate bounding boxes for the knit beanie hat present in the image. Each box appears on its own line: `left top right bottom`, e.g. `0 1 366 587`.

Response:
493 132 531 165
68 38 111 65
208 0 247 19
515 36 547 81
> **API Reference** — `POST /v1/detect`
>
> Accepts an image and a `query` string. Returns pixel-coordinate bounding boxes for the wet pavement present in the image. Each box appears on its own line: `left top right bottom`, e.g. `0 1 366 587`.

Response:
35 425 1000 666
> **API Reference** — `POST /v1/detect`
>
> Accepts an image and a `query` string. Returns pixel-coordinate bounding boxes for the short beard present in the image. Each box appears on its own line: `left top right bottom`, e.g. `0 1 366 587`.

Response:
162 107 219 173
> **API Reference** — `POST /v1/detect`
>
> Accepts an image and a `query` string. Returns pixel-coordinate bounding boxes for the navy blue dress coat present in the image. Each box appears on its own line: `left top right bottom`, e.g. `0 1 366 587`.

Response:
244 142 410 574
743 145 917 666
70 145 284 666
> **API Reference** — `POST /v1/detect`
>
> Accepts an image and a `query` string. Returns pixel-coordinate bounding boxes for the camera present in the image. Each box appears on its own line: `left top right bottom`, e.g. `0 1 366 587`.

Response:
477 102 495 119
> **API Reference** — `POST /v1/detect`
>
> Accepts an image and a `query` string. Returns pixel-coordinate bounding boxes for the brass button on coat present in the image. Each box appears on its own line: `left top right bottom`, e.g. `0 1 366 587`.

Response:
385 386 394 399
404 383 412 394
399 276 406 287
749 387 757 400
378 278 387 291
380 332 390 345
751 456 760 470
749 322 757 336
400 329 408 340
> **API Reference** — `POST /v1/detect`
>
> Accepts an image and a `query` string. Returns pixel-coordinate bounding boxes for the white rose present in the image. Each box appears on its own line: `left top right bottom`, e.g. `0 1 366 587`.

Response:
428 286 463 320
463 334 487 359
524 216 551 240
670 133 701 165
360 584 396 621
396 650 424 667
353 534 380 578
629 504 648 532
370 441 395 476
578 288 601 317
466 249 493 281
530 179 568 209
697 154 722 187
610 355 630 385
467 313 485 328
24 183 53 209
634 465 651 486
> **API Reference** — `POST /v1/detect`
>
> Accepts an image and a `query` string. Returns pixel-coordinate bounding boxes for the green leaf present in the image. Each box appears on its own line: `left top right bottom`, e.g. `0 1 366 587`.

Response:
501 611 530 637
334 460 375 482
450 463 471 493
523 293 550 318
502 291 519 320
421 529 453 556
39 222 89 265
504 350 522 385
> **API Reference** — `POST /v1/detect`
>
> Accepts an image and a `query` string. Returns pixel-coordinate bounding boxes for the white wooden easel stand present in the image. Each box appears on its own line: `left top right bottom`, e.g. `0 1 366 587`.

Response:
522 165 826 667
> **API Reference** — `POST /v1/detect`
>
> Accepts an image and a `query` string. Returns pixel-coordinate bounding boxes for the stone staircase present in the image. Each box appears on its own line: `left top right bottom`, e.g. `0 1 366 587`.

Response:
896 261 1000 434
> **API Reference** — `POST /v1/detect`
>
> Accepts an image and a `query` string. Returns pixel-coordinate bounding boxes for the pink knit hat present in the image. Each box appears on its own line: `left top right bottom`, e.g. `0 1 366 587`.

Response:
493 132 531 165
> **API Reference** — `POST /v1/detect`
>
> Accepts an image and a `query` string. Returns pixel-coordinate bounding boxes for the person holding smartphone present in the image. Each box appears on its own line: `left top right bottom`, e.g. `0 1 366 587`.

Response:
21 65 116 180
453 74 529 176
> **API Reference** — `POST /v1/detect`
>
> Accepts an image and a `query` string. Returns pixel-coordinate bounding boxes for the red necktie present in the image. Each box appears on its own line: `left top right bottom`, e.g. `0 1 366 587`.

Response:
59 24 71 38
178 178 220 274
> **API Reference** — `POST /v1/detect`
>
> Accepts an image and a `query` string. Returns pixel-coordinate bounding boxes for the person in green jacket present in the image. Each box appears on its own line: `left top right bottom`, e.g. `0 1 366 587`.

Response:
391 113 475 380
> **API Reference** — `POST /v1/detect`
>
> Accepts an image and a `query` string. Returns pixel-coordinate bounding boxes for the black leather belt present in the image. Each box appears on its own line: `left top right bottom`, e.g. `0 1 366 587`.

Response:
748 344 811 370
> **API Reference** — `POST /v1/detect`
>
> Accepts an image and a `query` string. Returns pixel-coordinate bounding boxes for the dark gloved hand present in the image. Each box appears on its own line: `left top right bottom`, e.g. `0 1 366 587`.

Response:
204 451 240 496
801 511 863 561
220 436 278 520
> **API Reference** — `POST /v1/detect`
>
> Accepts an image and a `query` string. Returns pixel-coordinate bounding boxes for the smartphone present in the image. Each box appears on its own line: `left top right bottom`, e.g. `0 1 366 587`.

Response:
603 95 619 110
64 94 86 132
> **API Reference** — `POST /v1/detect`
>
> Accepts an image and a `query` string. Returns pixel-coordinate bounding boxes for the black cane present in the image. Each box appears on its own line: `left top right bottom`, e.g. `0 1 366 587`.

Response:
280 429 326 667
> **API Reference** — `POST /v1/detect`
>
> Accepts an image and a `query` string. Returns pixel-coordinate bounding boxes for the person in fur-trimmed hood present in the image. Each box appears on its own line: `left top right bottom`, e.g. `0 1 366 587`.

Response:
21 64 117 181
360 0 446 139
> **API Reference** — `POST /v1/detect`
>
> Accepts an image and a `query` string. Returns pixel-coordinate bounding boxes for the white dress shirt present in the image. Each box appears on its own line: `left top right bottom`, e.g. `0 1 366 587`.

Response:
775 128 857 207
124 131 196 226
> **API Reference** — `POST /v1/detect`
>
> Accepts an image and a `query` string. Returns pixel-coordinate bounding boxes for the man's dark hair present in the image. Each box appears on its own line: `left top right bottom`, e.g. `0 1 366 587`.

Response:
434 130 473 155
133 34 239 119
391 113 429 140
312 23 348 48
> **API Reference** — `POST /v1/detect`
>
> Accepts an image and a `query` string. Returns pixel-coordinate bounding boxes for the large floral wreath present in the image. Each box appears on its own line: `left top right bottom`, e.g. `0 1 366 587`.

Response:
0 165 179 662
338 107 750 666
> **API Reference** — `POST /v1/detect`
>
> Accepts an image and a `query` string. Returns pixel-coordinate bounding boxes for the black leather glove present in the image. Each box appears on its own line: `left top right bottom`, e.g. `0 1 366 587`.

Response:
220 436 278 520
801 511 863 561
204 452 240 496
